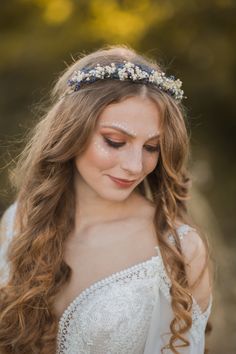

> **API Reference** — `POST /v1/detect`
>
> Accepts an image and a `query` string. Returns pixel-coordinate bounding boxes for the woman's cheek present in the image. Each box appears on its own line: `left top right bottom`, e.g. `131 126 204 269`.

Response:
144 154 159 174
92 140 118 164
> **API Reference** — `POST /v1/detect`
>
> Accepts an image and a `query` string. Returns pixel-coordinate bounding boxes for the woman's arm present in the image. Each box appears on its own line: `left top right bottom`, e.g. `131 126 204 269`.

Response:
144 224 213 354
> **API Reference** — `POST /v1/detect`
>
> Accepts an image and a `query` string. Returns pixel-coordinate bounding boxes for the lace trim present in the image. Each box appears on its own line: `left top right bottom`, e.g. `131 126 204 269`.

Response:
57 222 196 336
167 224 196 245
158 257 213 343
56 255 160 353
57 226 213 351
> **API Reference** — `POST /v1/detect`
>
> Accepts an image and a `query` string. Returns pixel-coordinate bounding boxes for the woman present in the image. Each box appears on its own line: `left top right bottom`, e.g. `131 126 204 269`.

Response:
0 45 213 353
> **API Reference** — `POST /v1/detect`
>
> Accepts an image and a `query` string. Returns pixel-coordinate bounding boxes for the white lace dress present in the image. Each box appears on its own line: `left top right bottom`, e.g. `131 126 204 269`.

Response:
0 203 213 354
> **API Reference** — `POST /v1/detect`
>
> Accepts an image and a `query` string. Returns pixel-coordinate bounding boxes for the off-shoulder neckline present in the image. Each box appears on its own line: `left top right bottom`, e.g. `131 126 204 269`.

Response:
57 247 160 327
56 223 212 331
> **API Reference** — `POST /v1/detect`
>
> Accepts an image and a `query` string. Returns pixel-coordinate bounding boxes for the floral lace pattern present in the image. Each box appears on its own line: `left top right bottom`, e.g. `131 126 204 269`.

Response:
57 256 161 354
167 224 196 244
57 224 213 353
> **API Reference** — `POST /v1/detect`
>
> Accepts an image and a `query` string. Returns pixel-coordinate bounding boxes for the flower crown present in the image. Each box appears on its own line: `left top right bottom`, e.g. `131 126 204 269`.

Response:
67 61 185 102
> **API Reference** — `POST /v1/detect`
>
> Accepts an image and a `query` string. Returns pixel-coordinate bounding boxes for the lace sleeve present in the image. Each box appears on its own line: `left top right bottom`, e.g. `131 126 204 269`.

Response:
169 224 213 314
144 224 213 354
0 202 17 285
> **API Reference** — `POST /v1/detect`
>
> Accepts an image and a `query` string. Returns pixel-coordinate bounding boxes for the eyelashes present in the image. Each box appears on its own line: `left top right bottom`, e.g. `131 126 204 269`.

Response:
103 137 160 153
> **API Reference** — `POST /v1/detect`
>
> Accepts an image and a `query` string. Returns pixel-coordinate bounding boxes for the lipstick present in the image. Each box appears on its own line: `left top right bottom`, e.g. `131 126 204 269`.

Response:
108 175 136 188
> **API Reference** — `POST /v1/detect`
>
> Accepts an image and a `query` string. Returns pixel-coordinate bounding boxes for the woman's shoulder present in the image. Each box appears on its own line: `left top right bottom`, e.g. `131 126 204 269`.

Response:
166 221 208 268
168 221 198 243
166 221 213 314
168 221 206 258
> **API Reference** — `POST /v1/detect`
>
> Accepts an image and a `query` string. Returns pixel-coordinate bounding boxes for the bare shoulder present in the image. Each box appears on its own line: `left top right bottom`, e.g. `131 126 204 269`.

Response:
167 223 213 312
170 223 206 262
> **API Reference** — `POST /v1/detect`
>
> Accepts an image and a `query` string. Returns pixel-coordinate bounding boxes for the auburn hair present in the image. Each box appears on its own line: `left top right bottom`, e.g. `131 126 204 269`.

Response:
0 45 213 353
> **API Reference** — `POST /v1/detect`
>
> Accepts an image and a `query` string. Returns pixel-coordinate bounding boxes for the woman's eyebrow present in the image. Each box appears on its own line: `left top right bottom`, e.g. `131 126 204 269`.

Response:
100 124 160 140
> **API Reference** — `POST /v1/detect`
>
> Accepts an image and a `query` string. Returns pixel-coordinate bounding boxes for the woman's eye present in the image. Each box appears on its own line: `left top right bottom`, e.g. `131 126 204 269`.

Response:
103 137 160 153
103 137 125 148
144 145 160 153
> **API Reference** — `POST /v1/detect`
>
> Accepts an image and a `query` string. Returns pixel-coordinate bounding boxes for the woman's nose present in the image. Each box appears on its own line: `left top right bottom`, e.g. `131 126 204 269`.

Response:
120 147 143 175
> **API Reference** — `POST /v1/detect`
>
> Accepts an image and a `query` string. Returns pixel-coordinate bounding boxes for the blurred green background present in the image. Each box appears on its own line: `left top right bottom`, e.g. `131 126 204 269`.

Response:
0 0 235 352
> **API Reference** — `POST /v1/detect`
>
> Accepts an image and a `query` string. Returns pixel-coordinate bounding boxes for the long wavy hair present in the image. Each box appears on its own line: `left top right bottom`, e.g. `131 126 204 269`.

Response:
0 45 213 353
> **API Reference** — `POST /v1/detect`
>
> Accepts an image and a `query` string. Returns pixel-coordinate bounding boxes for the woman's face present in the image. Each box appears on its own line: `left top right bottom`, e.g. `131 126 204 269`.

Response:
74 95 161 202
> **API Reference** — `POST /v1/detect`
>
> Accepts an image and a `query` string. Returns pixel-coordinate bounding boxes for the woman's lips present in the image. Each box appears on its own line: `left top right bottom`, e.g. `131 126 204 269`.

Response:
108 175 137 188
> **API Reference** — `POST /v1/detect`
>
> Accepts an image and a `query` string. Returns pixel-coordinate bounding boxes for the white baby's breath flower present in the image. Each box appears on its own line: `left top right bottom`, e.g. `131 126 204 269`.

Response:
67 60 184 101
